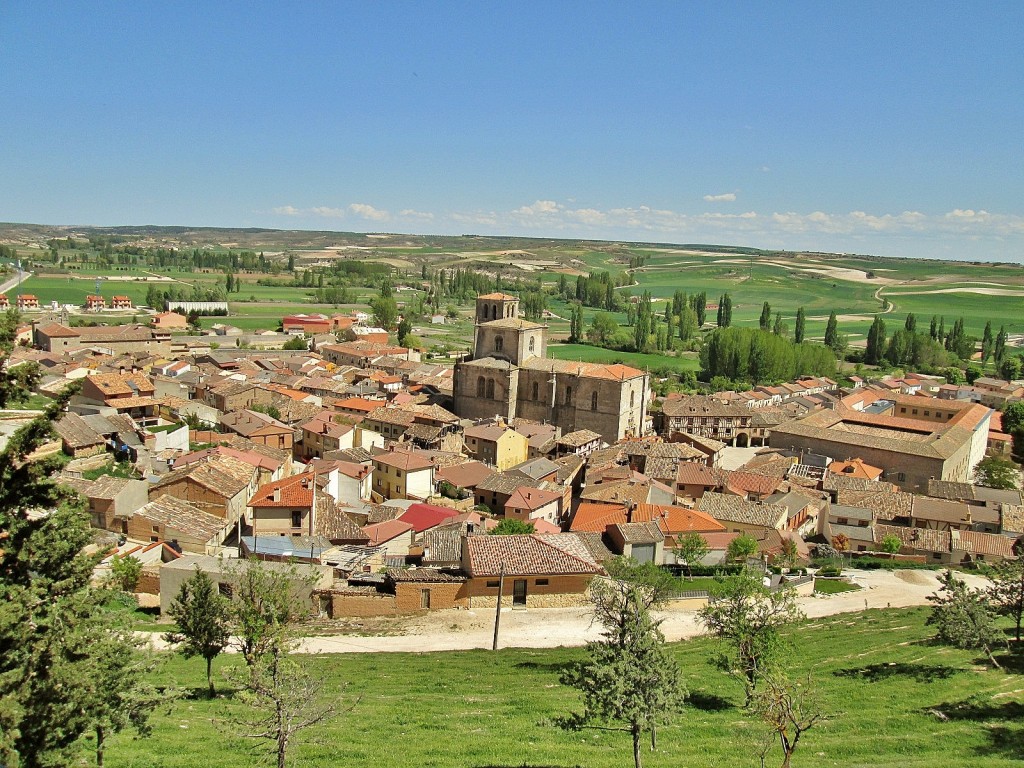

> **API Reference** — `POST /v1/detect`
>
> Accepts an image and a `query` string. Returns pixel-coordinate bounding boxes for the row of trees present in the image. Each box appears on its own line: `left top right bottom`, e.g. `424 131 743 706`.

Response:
561 559 817 768
700 326 838 385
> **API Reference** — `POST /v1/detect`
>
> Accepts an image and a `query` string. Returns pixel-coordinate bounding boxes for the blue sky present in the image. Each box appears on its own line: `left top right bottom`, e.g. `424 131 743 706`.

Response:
1 2 1022 261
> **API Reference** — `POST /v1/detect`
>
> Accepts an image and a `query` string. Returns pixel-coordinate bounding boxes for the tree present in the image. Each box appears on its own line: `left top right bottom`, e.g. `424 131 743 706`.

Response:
281 336 309 350
776 538 800 571
675 532 710 578
759 302 772 331
698 573 803 704
824 312 839 354
679 304 698 341
287 254 295 272
489 519 535 535
370 296 399 331
794 307 805 344
865 316 886 365
396 316 413 346
251 403 282 421
587 312 619 347
994 325 1008 365
880 534 902 557
751 673 825 768
904 312 917 333
973 455 1019 490
772 312 784 336
561 570 685 768
164 569 231 697
0 311 114 767
727 533 759 562
831 533 849 555
108 554 143 593
83 615 165 767
230 559 314 677
568 303 584 343
982 321 994 363
927 570 1004 668
1000 355 1023 382
988 556 1024 642
227 640 338 768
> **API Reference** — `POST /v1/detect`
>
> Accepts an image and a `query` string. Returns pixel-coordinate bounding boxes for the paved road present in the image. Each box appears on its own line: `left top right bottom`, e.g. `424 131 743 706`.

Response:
0 271 31 295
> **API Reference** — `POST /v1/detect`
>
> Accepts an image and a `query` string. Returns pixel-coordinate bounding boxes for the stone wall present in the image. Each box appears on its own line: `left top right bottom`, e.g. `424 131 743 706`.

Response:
394 582 467 612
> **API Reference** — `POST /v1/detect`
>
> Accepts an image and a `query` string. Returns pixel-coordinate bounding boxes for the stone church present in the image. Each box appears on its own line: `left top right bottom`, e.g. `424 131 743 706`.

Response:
453 293 649 442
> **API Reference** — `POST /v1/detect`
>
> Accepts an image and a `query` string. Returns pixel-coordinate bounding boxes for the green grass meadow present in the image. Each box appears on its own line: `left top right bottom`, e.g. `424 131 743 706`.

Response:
94 607 1024 767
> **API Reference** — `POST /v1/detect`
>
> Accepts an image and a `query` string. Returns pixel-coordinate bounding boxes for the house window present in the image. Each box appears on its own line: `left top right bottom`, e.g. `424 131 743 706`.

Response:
529 337 535 353
396 470 402 478
857 545 866 552
591 391 598 411
152 525 159 533
495 336 504 353
291 511 302 528
912 409 918 415
491 304 498 319
924 410 930 416
630 391 635 408
486 379 495 399
535 578 549 586
477 376 485 397
532 381 538 400
396 485 402 495
486 580 500 588
420 589 431 609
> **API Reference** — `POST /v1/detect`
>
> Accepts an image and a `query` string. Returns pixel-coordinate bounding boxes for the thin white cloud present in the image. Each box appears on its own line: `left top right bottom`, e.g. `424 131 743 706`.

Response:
273 205 301 216
349 203 389 221
310 206 346 218
703 192 737 202
399 209 435 220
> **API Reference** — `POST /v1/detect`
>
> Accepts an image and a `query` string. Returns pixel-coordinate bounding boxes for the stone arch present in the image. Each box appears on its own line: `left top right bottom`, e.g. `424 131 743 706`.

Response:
476 376 485 398
495 335 503 353
492 304 498 320
565 385 573 405
736 432 750 448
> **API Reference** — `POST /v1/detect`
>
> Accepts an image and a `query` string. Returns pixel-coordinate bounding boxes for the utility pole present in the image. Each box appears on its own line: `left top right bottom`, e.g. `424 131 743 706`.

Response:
491 561 505 651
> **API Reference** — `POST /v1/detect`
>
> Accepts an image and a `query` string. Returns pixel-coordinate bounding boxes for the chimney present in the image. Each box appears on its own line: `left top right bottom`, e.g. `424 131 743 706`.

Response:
272 488 281 502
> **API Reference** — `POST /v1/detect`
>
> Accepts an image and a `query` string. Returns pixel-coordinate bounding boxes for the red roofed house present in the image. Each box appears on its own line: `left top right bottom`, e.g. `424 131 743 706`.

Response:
85 295 106 310
362 519 416 556
504 486 562 527
248 472 317 536
570 500 724 562
462 533 605 607
17 295 39 310
371 446 435 501
0 295 9 310
828 458 883 481
398 502 461 533
221 409 294 451
111 295 132 309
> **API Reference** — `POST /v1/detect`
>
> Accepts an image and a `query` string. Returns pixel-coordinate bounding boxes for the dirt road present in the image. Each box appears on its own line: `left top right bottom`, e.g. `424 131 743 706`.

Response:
295 568 987 655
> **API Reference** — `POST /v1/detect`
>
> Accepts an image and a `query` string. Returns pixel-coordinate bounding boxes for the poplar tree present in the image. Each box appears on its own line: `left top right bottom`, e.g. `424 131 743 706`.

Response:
794 306 806 343
865 316 887 365
568 303 583 343
995 325 1008 365
824 311 839 352
759 301 772 330
982 321 994 362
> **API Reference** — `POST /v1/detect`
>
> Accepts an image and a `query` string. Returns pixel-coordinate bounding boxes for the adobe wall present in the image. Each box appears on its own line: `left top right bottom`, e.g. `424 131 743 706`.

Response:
394 582 468 611
328 591 398 618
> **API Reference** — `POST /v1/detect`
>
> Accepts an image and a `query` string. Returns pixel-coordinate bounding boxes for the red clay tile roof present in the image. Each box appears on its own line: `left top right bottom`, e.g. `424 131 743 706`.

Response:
397 503 460 533
465 534 603 577
248 473 316 508
505 487 561 512
362 519 415 546
373 449 434 471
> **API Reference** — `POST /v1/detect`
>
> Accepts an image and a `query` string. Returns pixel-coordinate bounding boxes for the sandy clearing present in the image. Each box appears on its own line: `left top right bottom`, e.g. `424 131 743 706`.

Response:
885 287 1024 297
808 314 877 323
762 260 901 285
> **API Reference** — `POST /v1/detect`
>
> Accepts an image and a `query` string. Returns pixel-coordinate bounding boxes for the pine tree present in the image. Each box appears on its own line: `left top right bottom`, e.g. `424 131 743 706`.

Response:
0 310 113 767
561 573 685 768
927 570 1004 668
164 569 231 697
794 306 806 343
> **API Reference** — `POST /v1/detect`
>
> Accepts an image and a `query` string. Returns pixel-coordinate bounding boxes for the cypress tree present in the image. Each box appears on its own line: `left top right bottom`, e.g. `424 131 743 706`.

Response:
795 306 806 343
759 301 771 331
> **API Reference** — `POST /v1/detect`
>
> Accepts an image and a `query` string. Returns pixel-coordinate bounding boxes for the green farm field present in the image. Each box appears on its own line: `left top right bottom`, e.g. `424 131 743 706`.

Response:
91 607 1024 767
548 342 701 373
